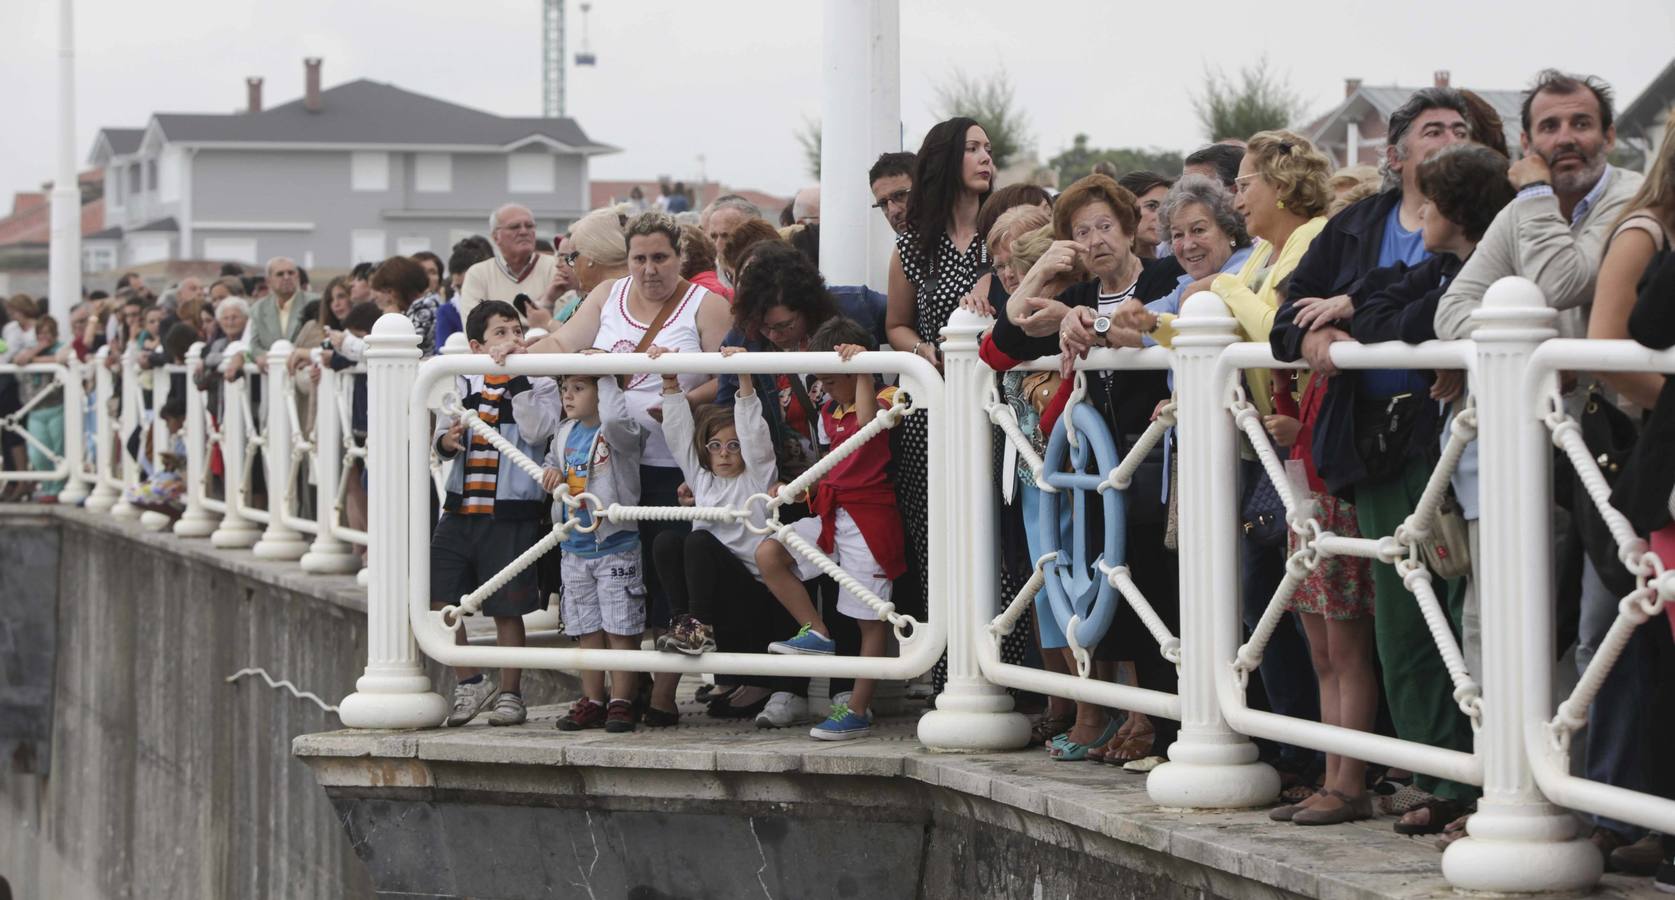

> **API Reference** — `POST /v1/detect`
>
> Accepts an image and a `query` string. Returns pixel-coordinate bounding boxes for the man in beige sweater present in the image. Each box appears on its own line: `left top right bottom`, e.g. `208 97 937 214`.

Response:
1433 70 1641 339
458 203 564 319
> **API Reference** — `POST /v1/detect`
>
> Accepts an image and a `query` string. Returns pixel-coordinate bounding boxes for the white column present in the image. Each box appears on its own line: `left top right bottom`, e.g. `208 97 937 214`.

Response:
917 310 1031 750
1440 277 1599 893
55 357 89 505
109 345 142 520
137 363 174 531
173 343 219 537
210 362 260 548
338 314 447 729
1345 120 1361 169
818 0 901 292
251 341 308 559
300 353 358 573
84 348 119 512
47 0 80 325
1147 291 1279 808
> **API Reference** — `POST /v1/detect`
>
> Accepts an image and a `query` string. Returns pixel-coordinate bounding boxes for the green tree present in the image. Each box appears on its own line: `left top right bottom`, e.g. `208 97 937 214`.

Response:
933 69 1031 171
794 117 822 179
1192 56 1305 142
1047 134 1185 184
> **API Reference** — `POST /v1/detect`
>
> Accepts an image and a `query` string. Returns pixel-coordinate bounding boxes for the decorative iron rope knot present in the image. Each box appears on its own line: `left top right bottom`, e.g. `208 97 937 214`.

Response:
1159 638 1182 666
1155 398 1179 428
1652 570 1675 617
1394 556 1429 589
1552 697 1590 747
1065 615 1092 678
1294 519 1326 571
1283 548 1316 582
1450 404 1479 440
740 491 781 535
1619 584 1659 623
1393 515 1431 548
1542 392 1570 432
565 492 606 535
1625 540 1661 581
1375 535 1408 566
1062 371 1089 451
1546 411 1580 446
1233 644 1263 685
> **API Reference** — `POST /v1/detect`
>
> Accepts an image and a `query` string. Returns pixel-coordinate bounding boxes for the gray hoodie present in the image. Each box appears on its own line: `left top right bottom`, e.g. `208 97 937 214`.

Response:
543 375 644 546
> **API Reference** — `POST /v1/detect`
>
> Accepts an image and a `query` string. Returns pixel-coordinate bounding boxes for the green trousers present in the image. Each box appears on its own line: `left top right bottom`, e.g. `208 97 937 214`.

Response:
1354 457 1477 803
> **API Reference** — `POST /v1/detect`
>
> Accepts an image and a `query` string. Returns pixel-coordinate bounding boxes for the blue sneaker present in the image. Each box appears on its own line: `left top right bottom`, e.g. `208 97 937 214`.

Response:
767 624 836 656
809 703 872 741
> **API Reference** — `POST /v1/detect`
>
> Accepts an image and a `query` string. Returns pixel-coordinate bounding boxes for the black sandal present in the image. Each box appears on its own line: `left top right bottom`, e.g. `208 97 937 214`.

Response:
1393 798 1472 836
642 705 680 728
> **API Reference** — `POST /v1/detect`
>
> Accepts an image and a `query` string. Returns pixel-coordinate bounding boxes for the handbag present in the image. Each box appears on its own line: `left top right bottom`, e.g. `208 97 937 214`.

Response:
1241 466 1288 547
1575 386 1639 597
1418 489 1473 580
1164 445 1180 550
1019 370 1063 417
1353 391 1424 485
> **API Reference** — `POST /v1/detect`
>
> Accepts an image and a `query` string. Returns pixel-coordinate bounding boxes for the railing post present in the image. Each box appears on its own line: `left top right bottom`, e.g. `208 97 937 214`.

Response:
338 313 447 729
84 346 119 512
138 365 174 531
1147 291 1278 808
55 357 90 505
301 351 358 573
1440 277 1600 892
917 310 1032 751
174 343 219 537
251 341 307 559
210 356 260 548
110 344 142 520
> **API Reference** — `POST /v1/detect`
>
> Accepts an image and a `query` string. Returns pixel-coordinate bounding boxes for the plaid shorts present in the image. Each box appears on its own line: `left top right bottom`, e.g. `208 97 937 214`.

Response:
561 546 646 637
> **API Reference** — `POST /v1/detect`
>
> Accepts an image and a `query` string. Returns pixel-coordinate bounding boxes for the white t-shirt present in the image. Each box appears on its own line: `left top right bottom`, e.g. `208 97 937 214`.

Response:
593 276 710 468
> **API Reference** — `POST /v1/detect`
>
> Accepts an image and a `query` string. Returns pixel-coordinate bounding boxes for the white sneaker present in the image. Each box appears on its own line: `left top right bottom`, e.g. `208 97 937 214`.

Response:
754 691 809 729
830 690 853 709
445 678 498 726
486 691 527 726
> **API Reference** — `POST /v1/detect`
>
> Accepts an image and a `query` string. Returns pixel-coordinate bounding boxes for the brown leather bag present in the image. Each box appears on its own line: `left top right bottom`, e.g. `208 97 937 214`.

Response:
1019 370 1063 416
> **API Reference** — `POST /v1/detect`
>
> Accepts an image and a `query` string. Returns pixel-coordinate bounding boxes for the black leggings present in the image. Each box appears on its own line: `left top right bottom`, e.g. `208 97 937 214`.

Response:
652 529 807 696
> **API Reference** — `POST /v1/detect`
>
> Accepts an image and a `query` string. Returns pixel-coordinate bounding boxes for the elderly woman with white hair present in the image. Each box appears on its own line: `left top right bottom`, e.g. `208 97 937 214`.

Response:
1115 174 1255 341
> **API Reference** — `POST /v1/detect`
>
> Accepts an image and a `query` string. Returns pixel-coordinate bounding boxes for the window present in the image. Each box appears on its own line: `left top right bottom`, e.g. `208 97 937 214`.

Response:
395 236 432 256
159 147 183 203
82 245 118 273
506 152 554 193
128 163 142 194
414 153 451 193
351 151 390 192
146 160 158 191
350 229 386 265
203 237 258 264
109 167 123 207
129 235 169 265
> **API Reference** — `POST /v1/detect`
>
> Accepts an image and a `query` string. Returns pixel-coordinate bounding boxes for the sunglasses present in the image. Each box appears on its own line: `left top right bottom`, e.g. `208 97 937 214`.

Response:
561 251 581 266
704 439 742 454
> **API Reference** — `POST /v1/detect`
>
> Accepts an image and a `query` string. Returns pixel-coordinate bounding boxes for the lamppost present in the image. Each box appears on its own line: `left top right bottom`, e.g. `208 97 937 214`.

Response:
49 0 82 325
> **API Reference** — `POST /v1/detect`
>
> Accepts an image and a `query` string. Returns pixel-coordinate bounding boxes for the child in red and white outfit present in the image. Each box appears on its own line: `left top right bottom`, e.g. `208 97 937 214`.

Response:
757 317 905 740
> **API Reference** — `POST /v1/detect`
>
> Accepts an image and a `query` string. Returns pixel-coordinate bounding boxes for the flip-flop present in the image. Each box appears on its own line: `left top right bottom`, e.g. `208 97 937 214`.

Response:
1049 718 1121 762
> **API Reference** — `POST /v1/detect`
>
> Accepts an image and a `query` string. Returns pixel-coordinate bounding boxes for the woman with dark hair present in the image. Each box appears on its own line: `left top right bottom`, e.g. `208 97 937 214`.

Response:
678 224 730 301
371 256 437 355
886 117 996 631
719 218 785 286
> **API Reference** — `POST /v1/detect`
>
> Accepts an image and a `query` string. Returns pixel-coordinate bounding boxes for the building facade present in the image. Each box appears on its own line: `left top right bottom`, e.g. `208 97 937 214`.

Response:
88 59 614 272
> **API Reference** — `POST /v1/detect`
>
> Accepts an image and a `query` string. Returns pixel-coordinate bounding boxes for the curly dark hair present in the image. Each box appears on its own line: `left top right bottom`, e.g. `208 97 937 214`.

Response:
1416 143 1514 242
731 241 839 343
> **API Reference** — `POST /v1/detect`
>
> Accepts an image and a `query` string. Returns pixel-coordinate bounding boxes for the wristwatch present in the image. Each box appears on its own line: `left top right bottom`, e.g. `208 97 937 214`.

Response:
1092 315 1112 339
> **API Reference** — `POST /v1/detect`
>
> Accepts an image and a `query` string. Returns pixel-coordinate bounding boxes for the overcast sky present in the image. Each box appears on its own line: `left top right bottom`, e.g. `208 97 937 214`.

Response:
4 0 1674 206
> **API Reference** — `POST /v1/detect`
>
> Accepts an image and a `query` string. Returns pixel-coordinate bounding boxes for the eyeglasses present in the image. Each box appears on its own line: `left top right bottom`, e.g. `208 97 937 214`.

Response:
560 251 581 266
761 317 801 335
704 439 742 454
499 222 537 232
872 189 910 210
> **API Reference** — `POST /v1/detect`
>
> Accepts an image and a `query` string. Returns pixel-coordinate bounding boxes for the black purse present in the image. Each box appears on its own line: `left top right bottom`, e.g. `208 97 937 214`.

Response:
1353 391 1424 485
1241 469 1288 547
1574 387 1639 598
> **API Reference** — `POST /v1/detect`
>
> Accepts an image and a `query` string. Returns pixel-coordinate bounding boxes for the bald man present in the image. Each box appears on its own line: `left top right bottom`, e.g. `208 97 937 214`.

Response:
458 203 561 317
247 256 317 365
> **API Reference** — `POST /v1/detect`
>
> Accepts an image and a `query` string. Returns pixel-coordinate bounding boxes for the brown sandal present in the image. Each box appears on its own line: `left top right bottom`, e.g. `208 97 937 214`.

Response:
1102 730 1155 765
1031 712 1076 746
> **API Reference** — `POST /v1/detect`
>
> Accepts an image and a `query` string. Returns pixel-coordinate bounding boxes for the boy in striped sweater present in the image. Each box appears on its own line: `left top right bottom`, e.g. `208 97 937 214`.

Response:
432 300 563 727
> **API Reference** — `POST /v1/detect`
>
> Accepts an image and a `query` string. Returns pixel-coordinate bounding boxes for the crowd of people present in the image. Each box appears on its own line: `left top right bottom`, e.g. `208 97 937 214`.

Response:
4 65 1674 886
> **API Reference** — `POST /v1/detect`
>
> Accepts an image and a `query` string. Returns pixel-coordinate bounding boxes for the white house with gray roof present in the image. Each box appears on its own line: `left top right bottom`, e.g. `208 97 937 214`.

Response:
88 59 614 271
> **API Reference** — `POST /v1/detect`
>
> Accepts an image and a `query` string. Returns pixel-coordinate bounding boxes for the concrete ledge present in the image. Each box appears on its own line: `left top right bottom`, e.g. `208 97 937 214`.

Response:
294 701 1665 900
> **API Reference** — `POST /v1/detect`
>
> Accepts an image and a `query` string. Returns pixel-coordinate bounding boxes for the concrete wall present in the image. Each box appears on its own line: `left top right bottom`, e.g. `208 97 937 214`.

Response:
0 508 576 899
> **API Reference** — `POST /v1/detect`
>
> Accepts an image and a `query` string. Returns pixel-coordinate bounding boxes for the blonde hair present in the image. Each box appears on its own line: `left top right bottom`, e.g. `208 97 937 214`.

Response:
1009 223 1088 285
1327 165 1383 217
986 206 1050 259
568 207 627 268
1615 109 1675 235
1246 130 1333 219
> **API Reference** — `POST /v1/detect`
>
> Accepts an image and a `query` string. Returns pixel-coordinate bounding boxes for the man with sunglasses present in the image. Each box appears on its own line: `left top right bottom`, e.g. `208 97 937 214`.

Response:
868 151 915 236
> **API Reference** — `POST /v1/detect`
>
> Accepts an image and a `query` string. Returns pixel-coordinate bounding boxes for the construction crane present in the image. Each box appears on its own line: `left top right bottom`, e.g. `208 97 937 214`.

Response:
541 1 595 118
540 0 566 117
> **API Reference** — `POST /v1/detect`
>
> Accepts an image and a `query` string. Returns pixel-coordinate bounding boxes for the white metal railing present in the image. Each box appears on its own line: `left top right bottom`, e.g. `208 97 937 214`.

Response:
17 278 1675 894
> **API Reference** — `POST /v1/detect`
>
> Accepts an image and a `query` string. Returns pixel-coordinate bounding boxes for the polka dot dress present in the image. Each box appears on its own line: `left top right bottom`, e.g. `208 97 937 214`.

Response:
895 227 997 689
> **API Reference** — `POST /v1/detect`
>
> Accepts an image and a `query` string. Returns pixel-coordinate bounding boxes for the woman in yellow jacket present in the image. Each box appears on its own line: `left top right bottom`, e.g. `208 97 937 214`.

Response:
1114 130 1333 416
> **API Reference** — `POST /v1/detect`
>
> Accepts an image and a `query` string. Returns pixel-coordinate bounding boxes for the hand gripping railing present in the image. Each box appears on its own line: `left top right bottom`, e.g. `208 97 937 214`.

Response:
335 313 953 733
1520 335 1675 838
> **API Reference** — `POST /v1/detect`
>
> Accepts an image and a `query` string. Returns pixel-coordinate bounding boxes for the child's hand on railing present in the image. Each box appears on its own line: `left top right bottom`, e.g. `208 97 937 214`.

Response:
540 467 564 493
439 421 466 454
834 343 865 364
676 482 695 507
769 481 808 504
487 341 523 366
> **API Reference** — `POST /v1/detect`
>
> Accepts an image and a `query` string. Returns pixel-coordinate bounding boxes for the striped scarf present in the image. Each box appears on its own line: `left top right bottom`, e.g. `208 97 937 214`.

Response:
459 374 511 516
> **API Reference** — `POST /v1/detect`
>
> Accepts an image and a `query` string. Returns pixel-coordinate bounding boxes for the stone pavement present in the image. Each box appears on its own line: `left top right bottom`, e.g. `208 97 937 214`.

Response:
297 688 1664 900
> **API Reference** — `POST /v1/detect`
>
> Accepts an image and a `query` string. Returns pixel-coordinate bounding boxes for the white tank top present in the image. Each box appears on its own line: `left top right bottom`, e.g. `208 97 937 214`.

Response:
593 276 710 467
